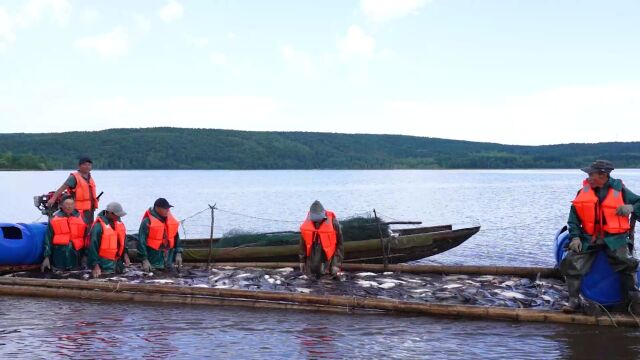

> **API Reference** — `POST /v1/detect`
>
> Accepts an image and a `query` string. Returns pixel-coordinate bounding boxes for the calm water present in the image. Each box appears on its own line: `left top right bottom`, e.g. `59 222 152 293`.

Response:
2 170 640 359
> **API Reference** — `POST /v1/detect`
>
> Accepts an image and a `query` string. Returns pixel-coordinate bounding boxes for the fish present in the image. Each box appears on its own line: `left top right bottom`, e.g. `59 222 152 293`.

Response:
147 279 175 284
274 267 294 274
375 278 406 284
378 282 396 289
442 283 464 289
495 290 528 300
355 272 377 277
296 288 312 293
234 273 254 279
434 292 455 300
356 280 379 288
442 275 469 281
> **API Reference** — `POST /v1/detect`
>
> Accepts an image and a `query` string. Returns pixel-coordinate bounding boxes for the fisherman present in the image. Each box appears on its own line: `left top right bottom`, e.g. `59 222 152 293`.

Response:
46 156 99 267
87 202 130 278
561 160 640 313
137 198 183 272
299 200 344 278
41 195 87 271
47 156 99 225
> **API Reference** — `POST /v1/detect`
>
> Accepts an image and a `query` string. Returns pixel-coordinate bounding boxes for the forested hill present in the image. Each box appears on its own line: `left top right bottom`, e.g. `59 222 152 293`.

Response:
1 127 639 170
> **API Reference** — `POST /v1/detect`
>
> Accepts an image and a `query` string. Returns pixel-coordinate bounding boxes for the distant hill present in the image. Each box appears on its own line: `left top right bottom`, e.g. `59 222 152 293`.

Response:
1 127 639 170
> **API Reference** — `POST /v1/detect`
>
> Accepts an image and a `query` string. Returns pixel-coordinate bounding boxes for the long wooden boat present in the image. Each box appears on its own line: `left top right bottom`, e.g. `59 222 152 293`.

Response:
127 224 480 264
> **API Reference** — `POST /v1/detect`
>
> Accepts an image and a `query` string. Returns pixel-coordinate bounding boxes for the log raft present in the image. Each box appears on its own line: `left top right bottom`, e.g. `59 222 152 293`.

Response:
0 276 637 328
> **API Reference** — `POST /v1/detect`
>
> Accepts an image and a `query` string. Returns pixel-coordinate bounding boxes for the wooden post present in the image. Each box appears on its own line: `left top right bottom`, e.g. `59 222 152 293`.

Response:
207 203 216 267
373 209 388 270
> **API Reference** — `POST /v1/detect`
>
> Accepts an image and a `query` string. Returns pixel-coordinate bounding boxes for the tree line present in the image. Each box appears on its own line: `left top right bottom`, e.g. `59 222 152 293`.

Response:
0 127 639 170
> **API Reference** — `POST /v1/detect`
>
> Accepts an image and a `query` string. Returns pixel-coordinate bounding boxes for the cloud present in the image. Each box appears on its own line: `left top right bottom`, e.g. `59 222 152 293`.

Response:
0 0 71 48
158 0 183 23
74 26 129 58
133 14 151 34
0 6 15 45
209 52 229 66
188 35 208 48
360 0 429 22
336 25 375 61
379 84 640 145
281 44 316 77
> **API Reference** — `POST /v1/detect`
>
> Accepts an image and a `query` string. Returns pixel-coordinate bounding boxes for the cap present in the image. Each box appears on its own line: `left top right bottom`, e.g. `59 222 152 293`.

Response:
153 197 174 209
581 160 614 174
106 202 127 217
309 200 327 222
78 156 93 165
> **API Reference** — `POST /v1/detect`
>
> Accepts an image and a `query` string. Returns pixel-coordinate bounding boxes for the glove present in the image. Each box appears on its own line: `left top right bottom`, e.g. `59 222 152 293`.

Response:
92 264 101 278
175 253 183 268
41 257 51 272
616 204 634 216
142 259 152 272
123 253 131 267
568 237 582 253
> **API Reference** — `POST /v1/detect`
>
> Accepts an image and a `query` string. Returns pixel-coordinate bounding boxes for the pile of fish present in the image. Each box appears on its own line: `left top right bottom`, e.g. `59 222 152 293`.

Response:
7 265 570 310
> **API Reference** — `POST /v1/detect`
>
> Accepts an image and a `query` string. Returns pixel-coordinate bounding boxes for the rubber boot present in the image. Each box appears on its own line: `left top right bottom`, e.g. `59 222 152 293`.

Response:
562 276 582 313
621 272 640 314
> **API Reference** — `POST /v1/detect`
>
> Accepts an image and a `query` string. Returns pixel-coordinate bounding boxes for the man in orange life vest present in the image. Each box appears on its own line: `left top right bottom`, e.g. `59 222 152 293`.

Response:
47 156 99 226
47 156 99 267
41 195 87 271
299 200 344 278
137 198 183 272
561 160 640 313
88 202 130 278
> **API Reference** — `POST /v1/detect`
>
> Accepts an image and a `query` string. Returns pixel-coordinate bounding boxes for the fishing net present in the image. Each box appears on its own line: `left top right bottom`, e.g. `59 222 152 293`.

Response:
213 214 391 248
215 230 300 248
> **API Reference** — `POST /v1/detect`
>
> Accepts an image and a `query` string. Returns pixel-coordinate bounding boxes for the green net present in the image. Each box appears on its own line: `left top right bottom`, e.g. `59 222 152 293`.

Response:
214 215 391 248
215 230 300 248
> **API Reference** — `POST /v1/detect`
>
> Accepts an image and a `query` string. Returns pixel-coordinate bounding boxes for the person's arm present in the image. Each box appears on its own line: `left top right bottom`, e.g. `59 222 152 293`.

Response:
43 222 54 257
47 175 75 206
623 186 640 216
87 223 102 268
174 230 182 253
137 218 150 260
567 205 583 240
298 234 306 263
333 219 344 265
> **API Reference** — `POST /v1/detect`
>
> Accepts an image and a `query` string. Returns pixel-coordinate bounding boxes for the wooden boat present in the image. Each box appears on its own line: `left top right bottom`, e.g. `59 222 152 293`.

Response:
127 224 480 263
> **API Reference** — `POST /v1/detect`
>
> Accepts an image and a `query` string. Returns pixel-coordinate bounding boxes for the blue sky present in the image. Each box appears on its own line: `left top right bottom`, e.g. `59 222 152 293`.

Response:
1 0 639 145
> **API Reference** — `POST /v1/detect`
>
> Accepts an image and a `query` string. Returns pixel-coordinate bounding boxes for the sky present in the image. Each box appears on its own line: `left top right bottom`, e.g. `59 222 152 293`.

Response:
0 0 639 145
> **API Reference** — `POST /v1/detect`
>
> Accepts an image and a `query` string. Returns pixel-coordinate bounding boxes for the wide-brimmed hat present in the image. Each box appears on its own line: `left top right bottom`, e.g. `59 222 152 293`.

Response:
580 160 614 174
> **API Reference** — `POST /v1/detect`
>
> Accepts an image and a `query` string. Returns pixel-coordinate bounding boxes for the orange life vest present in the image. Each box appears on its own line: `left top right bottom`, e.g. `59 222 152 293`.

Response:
50 213 87 250
143 210 179 251
94 217 126 261
300 210 337 260
70 171 98 211
572 179 631 238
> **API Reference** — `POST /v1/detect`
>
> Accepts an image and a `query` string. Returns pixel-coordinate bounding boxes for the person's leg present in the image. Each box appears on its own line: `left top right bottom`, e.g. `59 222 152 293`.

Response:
605 245 640 311
559 249 598 312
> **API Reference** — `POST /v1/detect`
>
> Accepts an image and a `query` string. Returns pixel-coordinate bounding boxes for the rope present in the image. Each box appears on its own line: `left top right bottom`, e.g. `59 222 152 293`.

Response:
628 303 640 328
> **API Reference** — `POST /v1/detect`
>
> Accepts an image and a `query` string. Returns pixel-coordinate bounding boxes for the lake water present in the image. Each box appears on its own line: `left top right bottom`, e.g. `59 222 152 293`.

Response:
2 170 640 359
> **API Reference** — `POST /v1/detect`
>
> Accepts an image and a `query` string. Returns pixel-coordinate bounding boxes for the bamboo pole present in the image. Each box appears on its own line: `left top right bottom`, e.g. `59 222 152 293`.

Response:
194 262 562 278
0 284 361 315
0 277 636 327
